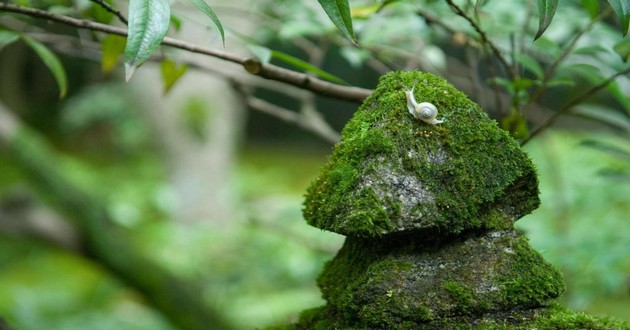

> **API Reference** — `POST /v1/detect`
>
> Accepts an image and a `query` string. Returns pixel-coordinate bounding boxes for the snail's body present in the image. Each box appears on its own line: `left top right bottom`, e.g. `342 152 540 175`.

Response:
401 81 444 125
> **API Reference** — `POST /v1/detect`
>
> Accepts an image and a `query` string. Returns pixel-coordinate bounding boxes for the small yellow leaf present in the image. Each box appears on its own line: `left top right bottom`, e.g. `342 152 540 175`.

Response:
160 59 188 94
101 35 126 75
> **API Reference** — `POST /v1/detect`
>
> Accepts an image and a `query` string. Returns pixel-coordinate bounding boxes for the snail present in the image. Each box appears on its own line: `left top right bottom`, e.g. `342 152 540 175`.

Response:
400 79 444 125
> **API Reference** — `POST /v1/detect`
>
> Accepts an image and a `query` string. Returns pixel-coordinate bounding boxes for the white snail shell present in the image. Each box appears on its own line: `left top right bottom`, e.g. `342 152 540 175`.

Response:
401 80 444 125
414 102 443 125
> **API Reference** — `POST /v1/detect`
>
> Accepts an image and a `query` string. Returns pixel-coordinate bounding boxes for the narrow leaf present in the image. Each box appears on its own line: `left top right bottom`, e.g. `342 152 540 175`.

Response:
271 50 349 85
21 36 68 98
0 29 20 46
546 76 576 88
613 38 630 62
124 0 171 81
101 34 126 75
186 0 225 45
534 0 558 40
160 59 188 94
582 140 630 159
515 54 544 79
317 0 357 45
607 0 630 36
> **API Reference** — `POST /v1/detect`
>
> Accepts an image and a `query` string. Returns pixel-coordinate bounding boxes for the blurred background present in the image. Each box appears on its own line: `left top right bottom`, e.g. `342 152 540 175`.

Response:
0 0 629 329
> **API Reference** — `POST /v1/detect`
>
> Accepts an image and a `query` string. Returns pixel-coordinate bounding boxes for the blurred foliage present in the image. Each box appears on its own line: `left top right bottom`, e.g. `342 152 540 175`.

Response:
1 0 630 329
0 236 172 330
519 132 630 319
254 0 630 141
1 131 629 329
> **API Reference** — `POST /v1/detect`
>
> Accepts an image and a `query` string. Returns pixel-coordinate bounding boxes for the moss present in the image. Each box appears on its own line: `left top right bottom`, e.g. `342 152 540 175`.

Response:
314 230 566 329
285 303 630 330
497 235 565 307
303 71 539 237
286 71 626 330
442 280 475 314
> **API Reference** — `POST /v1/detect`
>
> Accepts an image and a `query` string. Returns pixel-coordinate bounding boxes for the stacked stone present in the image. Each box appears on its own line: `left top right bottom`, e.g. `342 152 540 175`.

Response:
288 72 625 329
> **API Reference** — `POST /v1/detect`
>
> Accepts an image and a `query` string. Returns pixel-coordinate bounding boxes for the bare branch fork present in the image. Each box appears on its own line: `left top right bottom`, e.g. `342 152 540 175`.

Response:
0 3 372 103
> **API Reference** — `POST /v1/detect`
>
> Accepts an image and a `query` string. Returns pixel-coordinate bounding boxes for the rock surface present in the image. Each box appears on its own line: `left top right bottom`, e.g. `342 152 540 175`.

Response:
280 71 629 330
303 71 538 237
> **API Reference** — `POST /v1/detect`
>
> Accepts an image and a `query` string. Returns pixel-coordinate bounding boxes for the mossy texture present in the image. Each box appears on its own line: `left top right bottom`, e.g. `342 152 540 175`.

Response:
315 230 564 327
290 303 630 330
280 71 628 330
303 71 539 237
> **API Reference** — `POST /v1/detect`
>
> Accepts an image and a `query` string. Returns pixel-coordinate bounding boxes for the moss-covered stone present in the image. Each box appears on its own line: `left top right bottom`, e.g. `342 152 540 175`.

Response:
303 71 539 237
316 230 564 327
279 71 628 330
290 303 630 330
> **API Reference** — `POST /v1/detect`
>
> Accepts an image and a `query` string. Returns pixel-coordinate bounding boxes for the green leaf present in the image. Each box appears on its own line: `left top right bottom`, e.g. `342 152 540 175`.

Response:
87 0 115 24
515 54 544 79
270 50 349 85
613 39 630 62
186 0 225 46
534 0 558 40
160 59 188 94
317 0 357 45
532 37 562 58
605 80 630 114
170 14 183 32
351 4 382 18
573 105 630 132
21 36 68 98
500 108 529 140
248 44 272 64
557 62 601 78
546 76 576 88
607 0 630 36
573 45 609 55
249 44 347 84
124 0 171 81
581 139 630 159
101 35 126 75
0 29 20 46
352 0 401 18
582 0 600 19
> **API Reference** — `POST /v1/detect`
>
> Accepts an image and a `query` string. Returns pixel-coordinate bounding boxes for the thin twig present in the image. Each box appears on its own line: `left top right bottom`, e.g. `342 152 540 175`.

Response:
526 8 612 107
24 31 341 143
88 0 128 25
0 3 372 103
416 9 458 35
445 0 514 79
242 94 340 145
522 66 630 145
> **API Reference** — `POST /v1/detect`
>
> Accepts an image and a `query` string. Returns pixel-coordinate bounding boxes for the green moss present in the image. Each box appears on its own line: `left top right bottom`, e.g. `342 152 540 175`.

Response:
443 280 475 314
285 303 630 330
303 71 539 237
315 230 566 327
497 235 565 307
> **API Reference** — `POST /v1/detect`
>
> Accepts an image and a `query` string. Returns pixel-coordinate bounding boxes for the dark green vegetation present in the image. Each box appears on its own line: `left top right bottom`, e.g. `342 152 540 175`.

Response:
291 71 629 329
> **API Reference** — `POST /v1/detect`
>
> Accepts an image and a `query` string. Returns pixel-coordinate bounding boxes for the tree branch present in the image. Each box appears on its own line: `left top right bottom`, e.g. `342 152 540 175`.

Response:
245 96 340 144
88 0 128 25
445 0 514 79
522 66 630 145
0 3 372 103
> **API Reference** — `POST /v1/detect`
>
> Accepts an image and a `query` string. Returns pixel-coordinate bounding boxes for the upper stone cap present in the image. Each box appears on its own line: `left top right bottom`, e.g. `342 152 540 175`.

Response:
303 71 539 237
